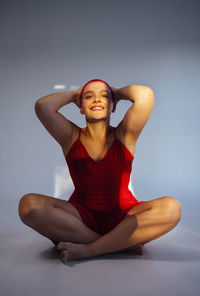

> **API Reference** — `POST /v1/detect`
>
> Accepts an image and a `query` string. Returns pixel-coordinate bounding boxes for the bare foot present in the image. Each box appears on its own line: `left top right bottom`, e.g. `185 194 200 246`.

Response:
57 242 91 262
123 244 144 255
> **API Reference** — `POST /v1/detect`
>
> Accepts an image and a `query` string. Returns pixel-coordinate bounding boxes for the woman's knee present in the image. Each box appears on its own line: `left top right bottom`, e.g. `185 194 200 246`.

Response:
162 196 182 224
18 193 45 221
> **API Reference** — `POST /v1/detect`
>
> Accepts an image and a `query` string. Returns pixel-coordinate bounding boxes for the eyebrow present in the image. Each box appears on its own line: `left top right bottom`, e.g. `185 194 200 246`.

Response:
84 90 110 95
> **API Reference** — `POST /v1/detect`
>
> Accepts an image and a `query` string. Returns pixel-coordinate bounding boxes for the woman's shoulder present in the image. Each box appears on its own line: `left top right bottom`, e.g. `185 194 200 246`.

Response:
114 124 136 157
61 124 81 157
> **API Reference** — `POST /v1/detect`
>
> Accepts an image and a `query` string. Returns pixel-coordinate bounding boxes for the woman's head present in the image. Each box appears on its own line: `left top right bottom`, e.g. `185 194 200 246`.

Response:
79 79 116 117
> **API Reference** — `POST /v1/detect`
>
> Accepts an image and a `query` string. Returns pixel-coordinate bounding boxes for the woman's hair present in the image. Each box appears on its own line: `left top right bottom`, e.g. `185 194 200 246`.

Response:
79 79 115 107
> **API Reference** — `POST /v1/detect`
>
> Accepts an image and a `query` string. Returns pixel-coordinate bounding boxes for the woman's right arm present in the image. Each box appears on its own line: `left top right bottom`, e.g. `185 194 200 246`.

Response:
34 87 83 149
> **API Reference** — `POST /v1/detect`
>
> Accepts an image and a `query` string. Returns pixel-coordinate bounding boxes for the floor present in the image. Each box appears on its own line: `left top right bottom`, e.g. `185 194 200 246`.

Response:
1 198 200 296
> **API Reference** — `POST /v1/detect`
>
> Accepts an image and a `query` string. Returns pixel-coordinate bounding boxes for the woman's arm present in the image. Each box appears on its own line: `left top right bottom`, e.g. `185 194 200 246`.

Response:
35 86 83 111
111 84 152 104
111 84 155 142
34 86 83 148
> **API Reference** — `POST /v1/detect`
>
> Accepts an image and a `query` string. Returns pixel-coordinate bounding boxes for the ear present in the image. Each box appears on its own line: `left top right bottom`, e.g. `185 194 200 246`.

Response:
80 108 84 115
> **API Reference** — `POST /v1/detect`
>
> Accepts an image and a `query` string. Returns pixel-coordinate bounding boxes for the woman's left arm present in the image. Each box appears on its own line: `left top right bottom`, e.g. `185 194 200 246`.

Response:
111 84 152 104
111 84 155 142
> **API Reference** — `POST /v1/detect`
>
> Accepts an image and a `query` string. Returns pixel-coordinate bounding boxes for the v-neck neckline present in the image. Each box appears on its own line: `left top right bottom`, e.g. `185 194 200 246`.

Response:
79 128 116 163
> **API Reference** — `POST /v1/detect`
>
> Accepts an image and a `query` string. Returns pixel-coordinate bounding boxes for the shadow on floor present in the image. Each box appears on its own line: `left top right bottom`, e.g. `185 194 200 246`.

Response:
39 242 200 266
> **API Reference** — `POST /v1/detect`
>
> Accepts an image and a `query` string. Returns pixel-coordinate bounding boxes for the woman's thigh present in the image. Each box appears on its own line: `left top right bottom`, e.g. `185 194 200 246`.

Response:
19 193 83 222
124 196 180 218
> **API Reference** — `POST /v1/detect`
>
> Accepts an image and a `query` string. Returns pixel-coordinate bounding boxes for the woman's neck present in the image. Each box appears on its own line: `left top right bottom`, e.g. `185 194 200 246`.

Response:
84 123 112 141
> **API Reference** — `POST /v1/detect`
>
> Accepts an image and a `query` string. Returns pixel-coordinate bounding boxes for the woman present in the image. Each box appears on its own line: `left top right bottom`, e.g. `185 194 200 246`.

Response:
18 79 182 262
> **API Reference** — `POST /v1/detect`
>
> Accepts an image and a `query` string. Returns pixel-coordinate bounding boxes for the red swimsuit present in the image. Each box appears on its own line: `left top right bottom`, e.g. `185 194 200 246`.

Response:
65 127 145 235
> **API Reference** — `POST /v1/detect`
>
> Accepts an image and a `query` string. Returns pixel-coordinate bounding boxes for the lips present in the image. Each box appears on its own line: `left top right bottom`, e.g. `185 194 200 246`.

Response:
90 105 104 110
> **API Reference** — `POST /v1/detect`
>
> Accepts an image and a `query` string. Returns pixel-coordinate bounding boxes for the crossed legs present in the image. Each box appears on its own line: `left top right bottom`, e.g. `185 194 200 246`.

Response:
18 194 182 261
18 193 101 244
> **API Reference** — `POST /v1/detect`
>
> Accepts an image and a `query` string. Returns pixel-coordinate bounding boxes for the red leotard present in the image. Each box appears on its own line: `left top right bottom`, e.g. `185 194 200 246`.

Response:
65 127 145 236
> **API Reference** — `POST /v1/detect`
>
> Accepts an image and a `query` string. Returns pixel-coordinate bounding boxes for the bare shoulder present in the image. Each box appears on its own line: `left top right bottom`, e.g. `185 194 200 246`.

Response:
115 122 136 156
61 123 80 157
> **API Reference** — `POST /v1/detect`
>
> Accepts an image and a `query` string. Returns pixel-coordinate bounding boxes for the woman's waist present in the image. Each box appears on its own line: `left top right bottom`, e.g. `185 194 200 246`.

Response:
68 191 137 211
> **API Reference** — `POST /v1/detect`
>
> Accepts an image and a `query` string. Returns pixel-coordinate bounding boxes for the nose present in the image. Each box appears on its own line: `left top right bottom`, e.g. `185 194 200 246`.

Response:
93 96 101 102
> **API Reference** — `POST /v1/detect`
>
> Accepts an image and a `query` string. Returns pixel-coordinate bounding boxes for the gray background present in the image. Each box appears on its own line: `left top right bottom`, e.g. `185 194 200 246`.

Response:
1 0 200 296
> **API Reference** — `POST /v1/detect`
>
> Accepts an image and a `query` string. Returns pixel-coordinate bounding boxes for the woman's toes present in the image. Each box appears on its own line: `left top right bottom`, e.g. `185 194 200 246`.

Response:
125 244 144 255
56 242 63 250
135 244 144 255
57 242 68 250
61 250 69 261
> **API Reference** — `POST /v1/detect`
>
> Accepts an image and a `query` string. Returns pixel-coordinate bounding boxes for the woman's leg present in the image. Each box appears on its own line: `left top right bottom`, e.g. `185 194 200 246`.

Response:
18 193 101 244
57 196 182 261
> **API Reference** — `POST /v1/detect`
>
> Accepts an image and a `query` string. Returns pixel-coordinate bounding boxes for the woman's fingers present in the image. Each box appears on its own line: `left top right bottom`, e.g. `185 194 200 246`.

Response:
73 86 84 108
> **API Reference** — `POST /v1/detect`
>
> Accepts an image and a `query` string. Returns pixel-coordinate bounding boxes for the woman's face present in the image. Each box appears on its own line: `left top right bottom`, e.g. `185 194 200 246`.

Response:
80 81 114 118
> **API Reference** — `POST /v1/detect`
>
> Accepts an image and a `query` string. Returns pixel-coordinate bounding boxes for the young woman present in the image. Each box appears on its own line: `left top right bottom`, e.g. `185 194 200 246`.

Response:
18 79 182 262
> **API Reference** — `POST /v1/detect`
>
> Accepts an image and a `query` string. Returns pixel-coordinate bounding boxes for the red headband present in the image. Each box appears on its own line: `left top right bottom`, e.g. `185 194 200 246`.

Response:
79 79 115 107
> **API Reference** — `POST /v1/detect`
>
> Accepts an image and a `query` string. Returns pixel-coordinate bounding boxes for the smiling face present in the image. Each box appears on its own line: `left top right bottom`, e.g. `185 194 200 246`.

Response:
80 81 115 118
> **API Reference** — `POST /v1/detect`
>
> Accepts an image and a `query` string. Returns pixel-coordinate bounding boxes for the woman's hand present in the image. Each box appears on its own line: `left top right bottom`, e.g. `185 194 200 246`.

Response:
73 85 84 109
110 86 121 111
